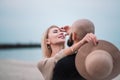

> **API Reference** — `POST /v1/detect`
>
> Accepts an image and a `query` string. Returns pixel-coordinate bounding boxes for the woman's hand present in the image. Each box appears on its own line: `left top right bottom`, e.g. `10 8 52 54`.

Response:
81 33 98 45
60 25 71 36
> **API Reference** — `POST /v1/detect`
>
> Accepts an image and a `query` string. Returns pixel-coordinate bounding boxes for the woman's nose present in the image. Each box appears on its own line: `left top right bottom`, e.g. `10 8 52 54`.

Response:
59 32 64 35
60 32 66 36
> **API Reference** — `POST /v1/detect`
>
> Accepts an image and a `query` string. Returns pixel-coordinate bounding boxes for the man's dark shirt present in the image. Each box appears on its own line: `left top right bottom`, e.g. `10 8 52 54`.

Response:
52 54 86 80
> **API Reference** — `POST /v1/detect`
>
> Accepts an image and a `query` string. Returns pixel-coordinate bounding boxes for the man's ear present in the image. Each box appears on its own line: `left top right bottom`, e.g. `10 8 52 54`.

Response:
72 32 77 41
46 39 50 44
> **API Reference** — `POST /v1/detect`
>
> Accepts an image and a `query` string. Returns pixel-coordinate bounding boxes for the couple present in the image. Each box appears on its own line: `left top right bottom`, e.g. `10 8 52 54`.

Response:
37 19 97 80
37 19 120 80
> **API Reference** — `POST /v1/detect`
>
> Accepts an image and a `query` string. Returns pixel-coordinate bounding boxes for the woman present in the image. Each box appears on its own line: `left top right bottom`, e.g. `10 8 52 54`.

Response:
37 25 96 80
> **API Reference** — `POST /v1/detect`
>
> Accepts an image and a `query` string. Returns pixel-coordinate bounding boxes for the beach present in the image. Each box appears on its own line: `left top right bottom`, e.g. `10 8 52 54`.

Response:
0 59 120 80
0 59 44 80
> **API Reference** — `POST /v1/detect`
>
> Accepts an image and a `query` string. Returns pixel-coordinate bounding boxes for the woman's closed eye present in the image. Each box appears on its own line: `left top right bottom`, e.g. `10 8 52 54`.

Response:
53 30 58 33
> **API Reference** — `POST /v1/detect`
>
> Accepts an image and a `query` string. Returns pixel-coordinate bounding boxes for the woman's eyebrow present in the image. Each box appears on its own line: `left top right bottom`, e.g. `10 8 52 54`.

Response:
53 29 58 33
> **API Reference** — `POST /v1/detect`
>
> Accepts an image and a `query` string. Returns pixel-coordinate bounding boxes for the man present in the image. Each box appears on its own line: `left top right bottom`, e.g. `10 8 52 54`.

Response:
52 19 97 80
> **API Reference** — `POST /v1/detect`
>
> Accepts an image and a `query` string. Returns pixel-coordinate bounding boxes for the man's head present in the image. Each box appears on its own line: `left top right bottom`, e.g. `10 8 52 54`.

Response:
67 19 95 46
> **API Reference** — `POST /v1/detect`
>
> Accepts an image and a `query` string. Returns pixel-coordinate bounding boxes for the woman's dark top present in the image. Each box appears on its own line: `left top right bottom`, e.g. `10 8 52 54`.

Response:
52 54 86 80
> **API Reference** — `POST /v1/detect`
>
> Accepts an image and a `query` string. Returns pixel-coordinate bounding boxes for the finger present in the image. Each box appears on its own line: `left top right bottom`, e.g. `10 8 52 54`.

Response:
83 33 92 43
60 27 64 29
64 25 70 30
84 33 90 42
89 33 97 45
94 35 98 43
92 34 98 45
91 35 97 45
60 28 66 32
86 36 92 42
93 37 97 45
94 36 98 45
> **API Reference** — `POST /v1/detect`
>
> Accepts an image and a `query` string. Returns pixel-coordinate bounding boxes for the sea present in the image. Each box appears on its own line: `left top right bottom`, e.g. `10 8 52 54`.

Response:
0 42 119 62
0 48 43 62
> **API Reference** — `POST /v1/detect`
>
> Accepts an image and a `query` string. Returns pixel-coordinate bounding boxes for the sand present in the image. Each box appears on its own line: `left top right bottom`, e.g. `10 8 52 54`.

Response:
0 59 44 80
0 59 120 80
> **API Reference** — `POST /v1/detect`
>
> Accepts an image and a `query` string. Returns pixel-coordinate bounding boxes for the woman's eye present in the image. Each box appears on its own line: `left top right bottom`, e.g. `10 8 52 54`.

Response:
53 30 58 33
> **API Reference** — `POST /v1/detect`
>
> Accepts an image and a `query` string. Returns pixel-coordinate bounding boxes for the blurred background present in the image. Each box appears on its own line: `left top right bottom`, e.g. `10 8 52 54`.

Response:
0 0 120 62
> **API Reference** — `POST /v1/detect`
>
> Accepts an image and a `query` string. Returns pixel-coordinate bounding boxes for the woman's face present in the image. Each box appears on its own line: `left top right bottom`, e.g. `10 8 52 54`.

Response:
47 27 66 45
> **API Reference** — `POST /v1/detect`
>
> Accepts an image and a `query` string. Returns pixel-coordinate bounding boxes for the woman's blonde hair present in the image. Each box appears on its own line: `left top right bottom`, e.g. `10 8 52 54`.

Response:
41 25 60 58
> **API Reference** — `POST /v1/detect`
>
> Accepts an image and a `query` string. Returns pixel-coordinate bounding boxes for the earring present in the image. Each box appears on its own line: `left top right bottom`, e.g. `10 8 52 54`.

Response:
47 44 51 49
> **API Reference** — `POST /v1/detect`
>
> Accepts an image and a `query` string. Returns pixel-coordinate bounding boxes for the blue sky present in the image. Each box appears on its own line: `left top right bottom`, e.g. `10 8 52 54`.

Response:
0 0 120 48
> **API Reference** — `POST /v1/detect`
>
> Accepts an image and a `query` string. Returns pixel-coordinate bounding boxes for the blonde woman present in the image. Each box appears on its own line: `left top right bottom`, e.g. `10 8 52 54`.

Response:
37 25 97 80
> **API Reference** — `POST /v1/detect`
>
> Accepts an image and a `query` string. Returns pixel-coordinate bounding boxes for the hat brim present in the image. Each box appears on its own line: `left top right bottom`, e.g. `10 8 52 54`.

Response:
75 40 120 80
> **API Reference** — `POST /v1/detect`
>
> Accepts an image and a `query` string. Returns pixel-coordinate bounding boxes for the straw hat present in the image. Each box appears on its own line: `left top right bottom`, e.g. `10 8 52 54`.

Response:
75 40 120 80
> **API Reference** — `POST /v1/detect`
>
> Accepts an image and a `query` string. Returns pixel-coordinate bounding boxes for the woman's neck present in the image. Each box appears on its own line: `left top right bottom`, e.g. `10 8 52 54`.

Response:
50 44 63 57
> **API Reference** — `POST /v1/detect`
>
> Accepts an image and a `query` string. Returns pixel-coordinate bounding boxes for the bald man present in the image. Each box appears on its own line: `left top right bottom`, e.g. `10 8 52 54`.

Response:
52 19 97 80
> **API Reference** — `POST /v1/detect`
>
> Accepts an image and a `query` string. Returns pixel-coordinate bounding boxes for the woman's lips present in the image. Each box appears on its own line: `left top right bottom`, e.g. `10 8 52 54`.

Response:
58 35 65 39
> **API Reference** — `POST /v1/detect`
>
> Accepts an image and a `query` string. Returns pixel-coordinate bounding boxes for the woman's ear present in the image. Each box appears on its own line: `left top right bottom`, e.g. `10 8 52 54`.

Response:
46 39 50 44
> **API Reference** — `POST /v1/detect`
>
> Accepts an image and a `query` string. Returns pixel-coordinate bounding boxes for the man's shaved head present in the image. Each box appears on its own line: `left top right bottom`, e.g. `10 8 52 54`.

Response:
67 19 95 46
71 19 95 40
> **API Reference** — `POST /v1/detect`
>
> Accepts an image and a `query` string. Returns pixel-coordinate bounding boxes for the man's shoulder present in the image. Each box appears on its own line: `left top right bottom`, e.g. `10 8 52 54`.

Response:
57 53 76 64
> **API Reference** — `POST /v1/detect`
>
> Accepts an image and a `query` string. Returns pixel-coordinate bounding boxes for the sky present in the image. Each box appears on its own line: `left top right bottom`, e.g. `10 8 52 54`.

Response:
0 0 120 48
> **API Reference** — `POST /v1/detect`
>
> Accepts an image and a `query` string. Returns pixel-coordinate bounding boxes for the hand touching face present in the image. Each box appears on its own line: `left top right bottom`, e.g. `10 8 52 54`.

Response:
47 27 66 45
